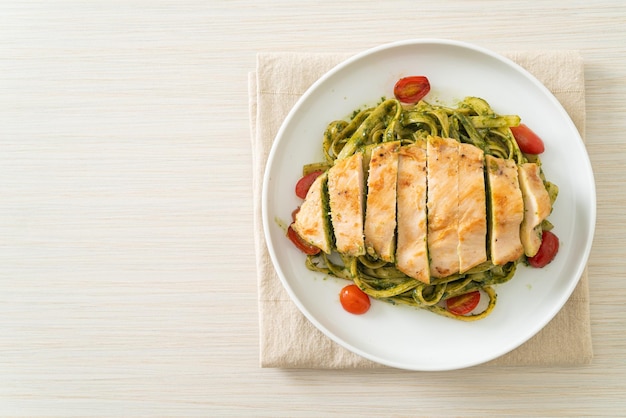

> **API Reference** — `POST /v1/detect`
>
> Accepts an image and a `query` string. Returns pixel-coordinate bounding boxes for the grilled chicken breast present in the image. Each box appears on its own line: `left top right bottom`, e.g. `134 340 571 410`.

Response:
292 172 332 254
396 142 430 283
458 143 487 272
427 136 460 278
486 155 524 265
518 163 552 257
293 135 552 279
327 152 366 256
364 141 400 262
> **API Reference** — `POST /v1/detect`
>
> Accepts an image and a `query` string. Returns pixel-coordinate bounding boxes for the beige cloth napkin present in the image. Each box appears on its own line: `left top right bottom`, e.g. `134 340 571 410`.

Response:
249 50 592 368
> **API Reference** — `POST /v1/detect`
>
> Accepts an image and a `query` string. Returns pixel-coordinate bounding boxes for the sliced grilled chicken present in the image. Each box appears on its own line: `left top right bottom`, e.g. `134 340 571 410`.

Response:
518 163 552 257
292 172 332 254
458 143 488 273
485 155 524 265
295 136 547 279
327 152 366 257
364 141 400 262
427 136 460 278
396 142 430 284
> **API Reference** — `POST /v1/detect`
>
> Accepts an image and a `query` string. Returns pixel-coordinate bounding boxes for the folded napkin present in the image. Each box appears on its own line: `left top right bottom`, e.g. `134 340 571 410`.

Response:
249 50 592 368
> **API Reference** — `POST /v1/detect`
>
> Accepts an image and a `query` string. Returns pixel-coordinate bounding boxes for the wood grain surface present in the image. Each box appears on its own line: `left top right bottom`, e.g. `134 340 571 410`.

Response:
1 1 625 416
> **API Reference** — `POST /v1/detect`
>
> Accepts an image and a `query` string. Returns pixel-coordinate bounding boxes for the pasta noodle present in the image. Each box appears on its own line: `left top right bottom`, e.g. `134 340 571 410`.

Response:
300 96 557 320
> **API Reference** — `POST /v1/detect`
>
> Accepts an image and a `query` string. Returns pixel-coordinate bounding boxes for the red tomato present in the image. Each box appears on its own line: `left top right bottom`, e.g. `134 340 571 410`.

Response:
286 224 320 255
295 171 324 199
510 123 545 154
445 290 481 316
393 76 431 104
527 230 559 268
339 284 371 315
291 207 300 222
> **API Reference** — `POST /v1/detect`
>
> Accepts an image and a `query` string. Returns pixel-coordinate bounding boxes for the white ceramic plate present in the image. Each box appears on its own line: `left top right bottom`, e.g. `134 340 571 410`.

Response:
262 39 595 371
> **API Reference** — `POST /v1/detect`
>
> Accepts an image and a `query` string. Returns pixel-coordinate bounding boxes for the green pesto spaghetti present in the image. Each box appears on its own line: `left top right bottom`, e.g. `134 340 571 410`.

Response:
292 94 558 321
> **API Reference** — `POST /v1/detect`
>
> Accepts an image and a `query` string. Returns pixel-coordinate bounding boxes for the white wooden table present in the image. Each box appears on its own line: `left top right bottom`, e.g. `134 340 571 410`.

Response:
1 1 625 416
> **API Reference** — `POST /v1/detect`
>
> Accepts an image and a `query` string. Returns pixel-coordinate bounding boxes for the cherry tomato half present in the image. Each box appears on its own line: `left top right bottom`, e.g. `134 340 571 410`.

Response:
393 76 431 104
527 230 559 268
445 290 481 316
291 207 300 222
295 171 324 199
286 224 320 255
339 284 371 315
510 123 545 154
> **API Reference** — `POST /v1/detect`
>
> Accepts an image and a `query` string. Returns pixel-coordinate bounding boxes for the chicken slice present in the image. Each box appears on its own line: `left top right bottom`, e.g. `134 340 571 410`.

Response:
364 141 400 262
327 152 365 256
458 143 487 272
518 163 552 257
427 136 460 278
396 142 430 283
485 155 524 265
292 171 332 254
